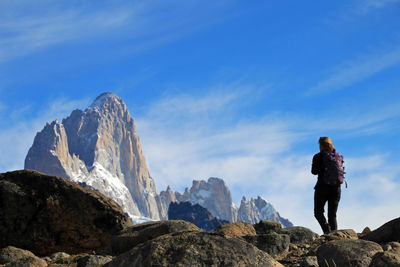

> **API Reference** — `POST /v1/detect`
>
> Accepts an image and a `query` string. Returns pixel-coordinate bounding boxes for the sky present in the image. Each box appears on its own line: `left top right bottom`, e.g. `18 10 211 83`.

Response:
1 0 400 234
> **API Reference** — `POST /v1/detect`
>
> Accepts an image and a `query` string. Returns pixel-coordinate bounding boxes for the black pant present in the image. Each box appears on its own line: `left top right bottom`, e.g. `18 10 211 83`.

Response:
314 184 341 234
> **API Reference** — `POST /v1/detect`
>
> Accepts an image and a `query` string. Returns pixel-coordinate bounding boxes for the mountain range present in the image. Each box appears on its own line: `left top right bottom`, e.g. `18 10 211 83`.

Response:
25 92 292 227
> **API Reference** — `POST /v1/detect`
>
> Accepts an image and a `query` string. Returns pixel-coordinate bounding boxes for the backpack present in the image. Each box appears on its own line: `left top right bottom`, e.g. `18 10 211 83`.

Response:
321 152 345 185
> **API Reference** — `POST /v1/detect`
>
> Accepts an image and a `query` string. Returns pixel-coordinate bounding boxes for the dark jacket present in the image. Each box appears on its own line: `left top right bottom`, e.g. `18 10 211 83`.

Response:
312 152 341 189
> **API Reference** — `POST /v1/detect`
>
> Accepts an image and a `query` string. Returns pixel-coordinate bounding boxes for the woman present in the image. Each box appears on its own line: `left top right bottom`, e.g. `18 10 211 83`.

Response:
311 137 344 234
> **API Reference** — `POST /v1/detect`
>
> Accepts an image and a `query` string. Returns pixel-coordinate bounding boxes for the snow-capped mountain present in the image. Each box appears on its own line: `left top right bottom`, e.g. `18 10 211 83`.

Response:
179 178 238 222
238 196 293 227
25 92 292 226
25 92 160 219
159 177 293 227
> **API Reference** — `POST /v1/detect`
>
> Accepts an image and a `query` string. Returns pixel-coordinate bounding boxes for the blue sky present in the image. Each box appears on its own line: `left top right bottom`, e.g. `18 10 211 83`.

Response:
1 0 400 233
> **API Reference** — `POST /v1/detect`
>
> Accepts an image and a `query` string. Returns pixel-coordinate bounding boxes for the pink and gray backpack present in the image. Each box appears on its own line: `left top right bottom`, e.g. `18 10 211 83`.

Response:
321 152 345 185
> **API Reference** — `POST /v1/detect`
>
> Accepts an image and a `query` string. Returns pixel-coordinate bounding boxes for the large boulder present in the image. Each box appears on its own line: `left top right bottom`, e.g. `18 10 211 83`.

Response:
0 246 47 267
0 170 132 256
254 220 282 234
214 222 257 238
278 226 319 243
105 231 283 267
370 251 400 267
362 217 400 244
243 232 290 260
317 239 383 267
108 220 201 254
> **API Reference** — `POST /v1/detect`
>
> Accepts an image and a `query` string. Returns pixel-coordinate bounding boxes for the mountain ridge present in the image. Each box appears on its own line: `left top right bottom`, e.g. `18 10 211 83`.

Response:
25 92 292 226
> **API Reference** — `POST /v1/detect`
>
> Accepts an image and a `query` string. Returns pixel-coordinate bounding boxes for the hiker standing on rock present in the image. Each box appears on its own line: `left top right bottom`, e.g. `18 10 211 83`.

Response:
312 137 345 234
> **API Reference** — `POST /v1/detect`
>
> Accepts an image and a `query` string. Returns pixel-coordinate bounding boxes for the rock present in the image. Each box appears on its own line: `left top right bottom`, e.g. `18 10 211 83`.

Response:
42 257 51 264
382 242 400 253
157 185 177 221
324 229 358 241
76 255 113 267
390 242 400 253
279 241 318 266
290 242 313 256
214 222 257 238
105 231 284 267
243 232 290 259
0 246 47 267
289 243 299 251
109 220 201 255
254 220 282 234
50 253 87 265
382 243 391 251
168 201 229 231
49 254 113 267
370 251 400 267
317 239 383 267
362 217 400 244
362 227 372 235
0 246 36 264
48 253 112 266
49 252 70 261
0 170 132 256
278 226 319 243
300 256 318 267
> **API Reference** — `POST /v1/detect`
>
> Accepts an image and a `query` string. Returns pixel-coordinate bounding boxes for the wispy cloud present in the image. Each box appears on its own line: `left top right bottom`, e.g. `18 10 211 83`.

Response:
0 1 235 63
134 89 400 233
340 154 400 231
300 100 400 137
135 87 299 188
307 45 400 95
0 4 132 63
357 0 400 14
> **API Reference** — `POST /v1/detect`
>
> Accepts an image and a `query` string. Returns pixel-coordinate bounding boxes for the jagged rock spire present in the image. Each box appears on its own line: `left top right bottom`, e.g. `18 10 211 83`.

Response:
25 92 161 220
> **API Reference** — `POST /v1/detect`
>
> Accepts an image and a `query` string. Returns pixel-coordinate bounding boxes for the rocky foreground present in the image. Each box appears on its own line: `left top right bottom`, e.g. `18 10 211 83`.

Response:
1 170 400 267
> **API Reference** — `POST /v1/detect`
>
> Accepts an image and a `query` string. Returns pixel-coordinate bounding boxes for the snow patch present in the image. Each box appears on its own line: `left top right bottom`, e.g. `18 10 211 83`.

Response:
68 161 141 217
130 215 154 225
207 177 223 184
196 189 211 199
88 92 120 110
49 149 57 157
